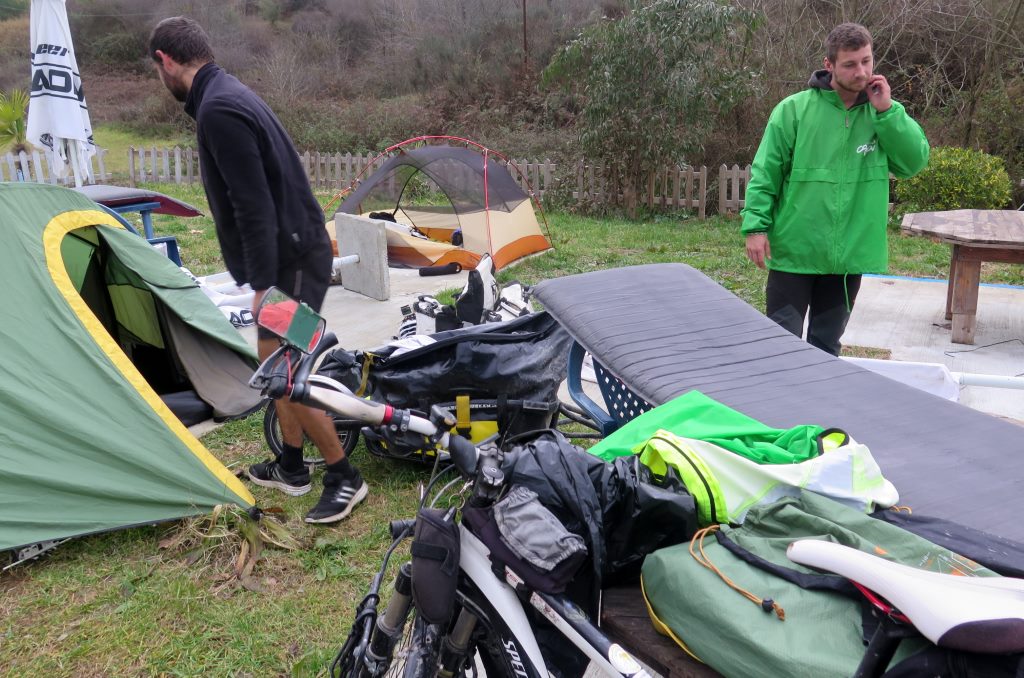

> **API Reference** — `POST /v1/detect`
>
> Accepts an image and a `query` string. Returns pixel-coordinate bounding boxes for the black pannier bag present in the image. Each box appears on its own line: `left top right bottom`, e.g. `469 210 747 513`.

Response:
317 312 572 445
498 430 698 614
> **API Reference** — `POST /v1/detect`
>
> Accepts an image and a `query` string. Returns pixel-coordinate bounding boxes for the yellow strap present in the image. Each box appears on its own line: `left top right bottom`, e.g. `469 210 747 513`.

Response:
355 354 374 397
455 394 471 435
640 575 705 662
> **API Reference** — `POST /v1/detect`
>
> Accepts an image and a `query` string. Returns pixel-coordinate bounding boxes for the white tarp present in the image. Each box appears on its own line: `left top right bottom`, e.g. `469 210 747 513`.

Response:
26 0 95 186
842 356 961 402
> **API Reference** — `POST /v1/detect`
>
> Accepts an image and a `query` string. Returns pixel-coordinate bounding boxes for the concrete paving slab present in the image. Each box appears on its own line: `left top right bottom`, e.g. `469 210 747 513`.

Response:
844 275 1024 422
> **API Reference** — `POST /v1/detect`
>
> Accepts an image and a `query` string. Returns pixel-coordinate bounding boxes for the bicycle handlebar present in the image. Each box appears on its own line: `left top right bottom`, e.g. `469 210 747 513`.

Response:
290 331 340 403
251 335 482 480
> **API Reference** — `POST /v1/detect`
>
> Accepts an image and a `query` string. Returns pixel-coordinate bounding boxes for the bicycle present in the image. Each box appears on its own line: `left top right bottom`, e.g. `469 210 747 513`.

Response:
249 289 654 678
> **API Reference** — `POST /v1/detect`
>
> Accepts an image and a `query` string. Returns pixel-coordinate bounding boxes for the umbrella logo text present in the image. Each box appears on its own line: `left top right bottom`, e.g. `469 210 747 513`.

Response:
36 42 68 57
30 62 84 104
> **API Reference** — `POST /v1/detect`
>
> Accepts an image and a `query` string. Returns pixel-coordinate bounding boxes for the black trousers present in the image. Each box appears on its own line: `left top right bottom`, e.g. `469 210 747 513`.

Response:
765 271 862 357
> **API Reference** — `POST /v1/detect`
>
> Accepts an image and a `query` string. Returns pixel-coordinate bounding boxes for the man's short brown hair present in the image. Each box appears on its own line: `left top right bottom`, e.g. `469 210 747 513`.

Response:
148 17 214 65
825 23 872 63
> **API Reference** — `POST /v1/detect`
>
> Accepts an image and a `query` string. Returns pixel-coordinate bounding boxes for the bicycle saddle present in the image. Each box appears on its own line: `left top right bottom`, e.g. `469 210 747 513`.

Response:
787 539 1024 654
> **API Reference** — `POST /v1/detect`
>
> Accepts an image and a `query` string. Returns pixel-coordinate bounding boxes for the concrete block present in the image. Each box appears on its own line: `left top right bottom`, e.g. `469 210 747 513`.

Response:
333 213 390 301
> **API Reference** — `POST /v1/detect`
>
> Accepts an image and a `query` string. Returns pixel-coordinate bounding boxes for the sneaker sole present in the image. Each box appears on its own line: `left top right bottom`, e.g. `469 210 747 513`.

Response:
304 482 369 524
246 471 312 497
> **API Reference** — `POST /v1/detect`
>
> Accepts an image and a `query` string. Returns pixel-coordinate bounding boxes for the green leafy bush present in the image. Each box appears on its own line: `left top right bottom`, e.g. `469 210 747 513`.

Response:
894 146 1012 212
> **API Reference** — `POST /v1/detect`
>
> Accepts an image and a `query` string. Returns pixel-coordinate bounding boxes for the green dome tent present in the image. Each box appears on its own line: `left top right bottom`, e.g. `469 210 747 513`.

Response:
0 183 255 556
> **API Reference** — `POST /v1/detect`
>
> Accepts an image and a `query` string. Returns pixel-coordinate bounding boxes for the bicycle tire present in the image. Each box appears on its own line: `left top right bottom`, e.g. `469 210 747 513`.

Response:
263 400 361 466
377 609 438 678
382 606 503 678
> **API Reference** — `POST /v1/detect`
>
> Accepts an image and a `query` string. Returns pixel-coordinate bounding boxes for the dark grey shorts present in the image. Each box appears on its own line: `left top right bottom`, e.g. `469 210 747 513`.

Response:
257 248 333 340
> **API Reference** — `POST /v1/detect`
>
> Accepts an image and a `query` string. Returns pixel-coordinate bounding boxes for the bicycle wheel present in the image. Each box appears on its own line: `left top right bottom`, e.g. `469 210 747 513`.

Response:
263 400 361 466
381 609 500 678
396 610 449 677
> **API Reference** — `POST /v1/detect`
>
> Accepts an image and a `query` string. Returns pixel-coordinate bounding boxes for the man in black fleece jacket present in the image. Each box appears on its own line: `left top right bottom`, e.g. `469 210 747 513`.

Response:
149 17 367 524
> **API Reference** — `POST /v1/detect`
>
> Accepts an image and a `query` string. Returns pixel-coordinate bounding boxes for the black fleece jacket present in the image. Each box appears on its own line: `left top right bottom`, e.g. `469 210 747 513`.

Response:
184 63 329 290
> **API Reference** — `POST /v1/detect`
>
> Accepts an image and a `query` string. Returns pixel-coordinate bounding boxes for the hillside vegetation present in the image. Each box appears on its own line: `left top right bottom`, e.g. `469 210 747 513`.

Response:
2 0 1022 198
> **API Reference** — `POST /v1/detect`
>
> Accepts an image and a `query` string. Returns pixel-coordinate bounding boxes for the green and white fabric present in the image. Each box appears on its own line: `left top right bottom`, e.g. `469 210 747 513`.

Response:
590 390 897 525
591 390 830 464
639 428 897 525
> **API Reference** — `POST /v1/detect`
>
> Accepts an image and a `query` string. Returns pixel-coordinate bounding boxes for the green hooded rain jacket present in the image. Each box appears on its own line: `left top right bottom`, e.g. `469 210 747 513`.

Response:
741 70 930 274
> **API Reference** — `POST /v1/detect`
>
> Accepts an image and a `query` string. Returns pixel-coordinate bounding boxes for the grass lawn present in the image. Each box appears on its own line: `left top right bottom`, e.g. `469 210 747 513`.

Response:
2 186 1022 676
92 124 192 181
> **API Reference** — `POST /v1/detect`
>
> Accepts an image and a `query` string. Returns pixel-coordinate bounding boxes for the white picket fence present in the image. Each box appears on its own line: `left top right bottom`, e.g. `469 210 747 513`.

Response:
128 146 713 216
719 163 751 214
0 148 109 185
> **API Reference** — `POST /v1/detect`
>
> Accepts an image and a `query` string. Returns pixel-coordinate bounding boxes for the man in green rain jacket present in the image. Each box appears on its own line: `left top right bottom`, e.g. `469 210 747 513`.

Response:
741 23 929 356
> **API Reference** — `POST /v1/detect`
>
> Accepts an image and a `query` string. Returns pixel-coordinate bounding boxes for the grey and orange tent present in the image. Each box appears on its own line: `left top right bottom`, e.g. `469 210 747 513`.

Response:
0 182 257 556
333 138 551 270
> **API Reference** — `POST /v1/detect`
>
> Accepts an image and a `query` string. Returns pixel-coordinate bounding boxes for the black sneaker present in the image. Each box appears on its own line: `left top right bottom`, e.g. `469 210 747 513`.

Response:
305 471 369 524
246 459 312 496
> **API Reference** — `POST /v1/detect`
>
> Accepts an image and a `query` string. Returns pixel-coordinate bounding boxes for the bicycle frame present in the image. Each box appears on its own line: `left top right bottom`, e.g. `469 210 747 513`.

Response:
396 522 652 678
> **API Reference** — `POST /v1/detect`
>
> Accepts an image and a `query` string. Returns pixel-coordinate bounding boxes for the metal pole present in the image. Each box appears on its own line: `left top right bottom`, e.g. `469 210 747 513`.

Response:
952 372 1024 390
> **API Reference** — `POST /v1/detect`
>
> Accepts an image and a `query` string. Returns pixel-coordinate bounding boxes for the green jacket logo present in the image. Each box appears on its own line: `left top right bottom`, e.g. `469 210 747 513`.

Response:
856 141 877 155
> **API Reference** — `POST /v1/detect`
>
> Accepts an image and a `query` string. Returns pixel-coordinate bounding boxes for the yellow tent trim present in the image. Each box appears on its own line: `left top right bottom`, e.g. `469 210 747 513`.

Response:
43 209 255 505
639 574 705 663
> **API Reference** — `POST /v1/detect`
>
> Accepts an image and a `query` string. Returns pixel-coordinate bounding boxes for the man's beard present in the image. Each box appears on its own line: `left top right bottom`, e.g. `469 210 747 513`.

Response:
168 78 188 102
831 73 867 97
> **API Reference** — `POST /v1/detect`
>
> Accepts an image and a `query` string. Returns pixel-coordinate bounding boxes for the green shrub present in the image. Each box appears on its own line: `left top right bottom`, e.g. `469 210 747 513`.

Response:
894 146 1012 212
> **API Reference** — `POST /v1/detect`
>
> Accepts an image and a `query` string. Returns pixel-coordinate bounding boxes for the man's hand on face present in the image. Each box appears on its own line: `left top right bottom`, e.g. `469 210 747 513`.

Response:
745 233 771 269
866 75 892 113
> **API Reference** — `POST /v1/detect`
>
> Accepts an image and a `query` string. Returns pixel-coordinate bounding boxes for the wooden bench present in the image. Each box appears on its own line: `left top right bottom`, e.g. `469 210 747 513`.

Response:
600 587 721 678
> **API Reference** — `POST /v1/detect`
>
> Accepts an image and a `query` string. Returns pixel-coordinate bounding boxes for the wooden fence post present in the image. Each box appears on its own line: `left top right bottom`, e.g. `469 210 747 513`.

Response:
96 148 108 182
718 163 750 215
718 164 732 214
5 152 18 181
34 151 48 183
698 166 707 219
542 158 552 200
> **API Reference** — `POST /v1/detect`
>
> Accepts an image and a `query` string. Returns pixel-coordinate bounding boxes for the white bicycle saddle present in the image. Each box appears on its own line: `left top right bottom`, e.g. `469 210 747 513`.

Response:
787 539 1024 654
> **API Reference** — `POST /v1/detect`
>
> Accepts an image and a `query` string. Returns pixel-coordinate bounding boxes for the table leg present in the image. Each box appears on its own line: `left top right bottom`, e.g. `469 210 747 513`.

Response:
950 256 980 344
945 244 958 321
141 211 155 240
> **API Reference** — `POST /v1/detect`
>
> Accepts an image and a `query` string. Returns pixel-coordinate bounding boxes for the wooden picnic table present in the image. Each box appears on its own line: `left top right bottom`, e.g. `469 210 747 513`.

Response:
901 209 1024 344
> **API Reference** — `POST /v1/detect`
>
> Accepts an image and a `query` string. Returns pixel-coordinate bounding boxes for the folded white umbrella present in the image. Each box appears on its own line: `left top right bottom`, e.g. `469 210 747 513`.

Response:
26 0 96 186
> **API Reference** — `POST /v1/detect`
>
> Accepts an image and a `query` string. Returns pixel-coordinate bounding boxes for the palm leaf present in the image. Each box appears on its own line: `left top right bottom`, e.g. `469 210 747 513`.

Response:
0 89 30 153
